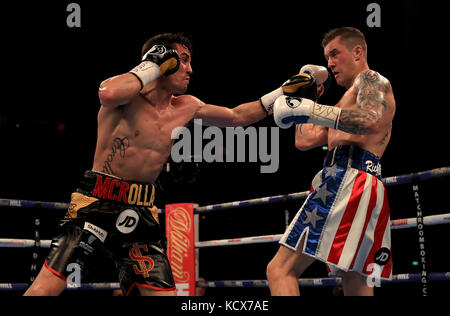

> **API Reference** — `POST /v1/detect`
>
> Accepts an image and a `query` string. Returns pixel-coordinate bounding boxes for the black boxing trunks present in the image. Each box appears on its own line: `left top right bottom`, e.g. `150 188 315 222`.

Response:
280 145 392 280
45 170 176 295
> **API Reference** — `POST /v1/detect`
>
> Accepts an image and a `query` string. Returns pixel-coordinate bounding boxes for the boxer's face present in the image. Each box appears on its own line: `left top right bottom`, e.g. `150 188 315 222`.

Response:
163 43 193 95
324 36 357 89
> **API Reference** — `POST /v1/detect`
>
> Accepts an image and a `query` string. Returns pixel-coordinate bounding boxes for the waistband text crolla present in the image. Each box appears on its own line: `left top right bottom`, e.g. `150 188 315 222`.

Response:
92 175 155 206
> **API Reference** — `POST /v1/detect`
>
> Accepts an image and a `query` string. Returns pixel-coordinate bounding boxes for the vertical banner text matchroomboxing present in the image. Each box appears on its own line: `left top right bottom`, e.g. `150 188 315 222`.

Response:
166 203 196 296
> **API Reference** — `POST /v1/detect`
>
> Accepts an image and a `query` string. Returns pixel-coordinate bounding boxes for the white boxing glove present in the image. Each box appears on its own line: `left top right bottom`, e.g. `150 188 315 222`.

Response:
260 73 318 115
129 45 180 90
273 95 341 129
299 64 330 98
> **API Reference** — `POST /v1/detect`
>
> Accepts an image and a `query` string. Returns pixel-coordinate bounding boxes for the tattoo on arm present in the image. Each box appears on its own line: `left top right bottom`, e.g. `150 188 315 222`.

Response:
102 137 130 175
338 110 374 134
338 70 389 135
377 123 392 145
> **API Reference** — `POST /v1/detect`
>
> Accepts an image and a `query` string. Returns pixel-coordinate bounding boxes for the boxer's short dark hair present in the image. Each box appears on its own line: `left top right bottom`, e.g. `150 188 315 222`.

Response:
322 27 367 59
142 33 193 57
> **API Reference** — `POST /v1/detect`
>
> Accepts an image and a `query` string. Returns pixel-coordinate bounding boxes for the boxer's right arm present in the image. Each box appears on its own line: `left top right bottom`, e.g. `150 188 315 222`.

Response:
268 68 329 151
295 123 328 151
98 73 143 108
293 65 330 150
99 45 180 108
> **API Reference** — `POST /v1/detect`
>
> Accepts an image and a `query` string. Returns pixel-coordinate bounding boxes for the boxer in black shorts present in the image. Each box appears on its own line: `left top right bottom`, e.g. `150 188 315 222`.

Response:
24 32 305 296
44 171 175 296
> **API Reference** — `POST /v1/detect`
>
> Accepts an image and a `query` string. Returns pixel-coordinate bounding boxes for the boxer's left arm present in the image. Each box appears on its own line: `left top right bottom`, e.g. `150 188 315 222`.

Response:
194 100 266 128
274 70 390 135
193 73 319 127
338 70 390 134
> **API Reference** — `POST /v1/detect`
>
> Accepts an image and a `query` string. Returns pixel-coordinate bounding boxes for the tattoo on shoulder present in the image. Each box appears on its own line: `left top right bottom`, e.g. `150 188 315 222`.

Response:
355 70 390 112
102 137 130 175
337 71 391 135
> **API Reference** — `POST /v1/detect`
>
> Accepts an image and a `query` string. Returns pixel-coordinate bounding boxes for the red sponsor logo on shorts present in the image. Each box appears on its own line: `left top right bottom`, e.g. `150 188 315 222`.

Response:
92 175 155 206
129 244 154 278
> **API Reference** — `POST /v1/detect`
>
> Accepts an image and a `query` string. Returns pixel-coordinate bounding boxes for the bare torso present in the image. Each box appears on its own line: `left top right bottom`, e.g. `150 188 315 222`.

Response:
92 94 199 183
328 71 396 158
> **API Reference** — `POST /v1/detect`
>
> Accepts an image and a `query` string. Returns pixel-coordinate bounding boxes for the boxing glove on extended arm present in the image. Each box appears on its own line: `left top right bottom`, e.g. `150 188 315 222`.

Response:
260 73 319 115
299 64 330 99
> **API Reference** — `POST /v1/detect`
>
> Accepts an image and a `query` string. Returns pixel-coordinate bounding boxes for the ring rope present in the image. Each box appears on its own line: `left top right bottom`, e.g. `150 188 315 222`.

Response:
1 272 448 291
195 213 450 248
0 199 69 211
0 167 447 293
0 282 121 291
195 166 450 213
1 213 448 249
199 272 450 288
0 239 51 249
0 167 448 214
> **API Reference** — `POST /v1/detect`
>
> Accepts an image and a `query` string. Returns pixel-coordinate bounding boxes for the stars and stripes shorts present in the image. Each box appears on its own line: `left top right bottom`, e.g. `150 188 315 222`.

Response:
280 145 392 279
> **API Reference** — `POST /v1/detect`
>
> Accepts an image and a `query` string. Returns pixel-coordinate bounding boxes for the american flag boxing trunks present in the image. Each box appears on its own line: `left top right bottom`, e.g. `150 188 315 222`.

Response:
280 145 392 279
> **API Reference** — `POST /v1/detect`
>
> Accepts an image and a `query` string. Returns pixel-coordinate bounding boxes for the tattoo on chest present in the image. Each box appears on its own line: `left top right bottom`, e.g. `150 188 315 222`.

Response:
102 137 130 175
378 130 390 146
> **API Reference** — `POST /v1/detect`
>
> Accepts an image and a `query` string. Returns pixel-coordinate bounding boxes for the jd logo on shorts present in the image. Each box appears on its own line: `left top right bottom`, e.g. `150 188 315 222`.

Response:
116 209 139 234
374 247 391 265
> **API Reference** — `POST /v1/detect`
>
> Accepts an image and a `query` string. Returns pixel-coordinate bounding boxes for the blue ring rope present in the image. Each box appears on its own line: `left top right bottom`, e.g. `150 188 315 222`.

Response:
1 272 448 291
0 167 448 214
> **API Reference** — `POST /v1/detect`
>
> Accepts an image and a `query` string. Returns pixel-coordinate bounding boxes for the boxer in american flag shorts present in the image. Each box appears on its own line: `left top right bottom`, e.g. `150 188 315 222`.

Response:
268 27 396 296
281 145 392 279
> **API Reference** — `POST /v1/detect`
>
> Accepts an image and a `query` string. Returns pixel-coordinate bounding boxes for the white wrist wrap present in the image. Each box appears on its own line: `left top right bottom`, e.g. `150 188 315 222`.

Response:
260 87 283 115
310 103 342 130
129 61 160 89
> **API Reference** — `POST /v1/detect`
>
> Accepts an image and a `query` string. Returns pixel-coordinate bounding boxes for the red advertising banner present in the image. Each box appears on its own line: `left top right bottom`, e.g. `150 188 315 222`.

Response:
165 203 196 296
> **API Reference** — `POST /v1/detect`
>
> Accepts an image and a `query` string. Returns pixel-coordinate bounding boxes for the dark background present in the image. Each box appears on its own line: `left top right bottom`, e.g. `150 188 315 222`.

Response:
0 0 448 296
